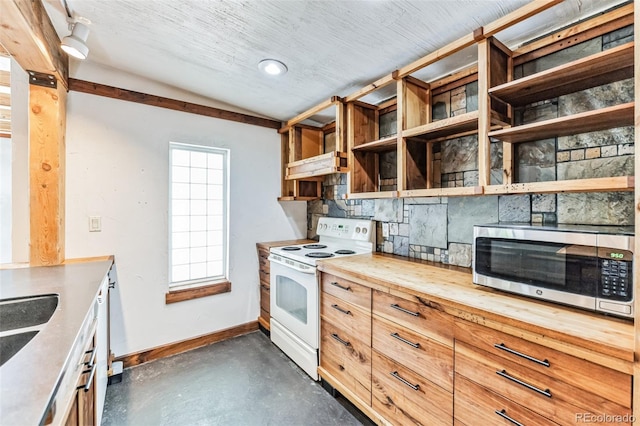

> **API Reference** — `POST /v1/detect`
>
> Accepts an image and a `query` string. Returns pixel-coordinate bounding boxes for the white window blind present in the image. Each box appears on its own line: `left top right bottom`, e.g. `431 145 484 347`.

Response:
169 143 229 287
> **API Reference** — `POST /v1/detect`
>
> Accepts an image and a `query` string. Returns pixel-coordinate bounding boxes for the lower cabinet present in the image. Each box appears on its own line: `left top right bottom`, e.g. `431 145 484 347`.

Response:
256 244 271 330
318 271 634 426
65 333 97 426
371 291 454 426
319 274 372 405
453 319 633 426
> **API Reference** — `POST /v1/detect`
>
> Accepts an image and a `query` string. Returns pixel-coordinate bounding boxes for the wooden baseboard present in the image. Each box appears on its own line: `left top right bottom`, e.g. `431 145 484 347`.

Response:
115 320 259 368
258 316 270 331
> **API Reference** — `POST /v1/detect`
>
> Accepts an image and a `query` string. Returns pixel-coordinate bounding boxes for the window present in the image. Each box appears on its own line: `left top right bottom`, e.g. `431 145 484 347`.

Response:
169 142 229 288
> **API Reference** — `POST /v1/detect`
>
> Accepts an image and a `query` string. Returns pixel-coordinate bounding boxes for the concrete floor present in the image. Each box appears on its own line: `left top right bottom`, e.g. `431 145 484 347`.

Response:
102 331 376 426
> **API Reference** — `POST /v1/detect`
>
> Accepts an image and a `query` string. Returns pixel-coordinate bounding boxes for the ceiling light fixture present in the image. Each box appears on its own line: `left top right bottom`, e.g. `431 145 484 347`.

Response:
258 59 288 76
61 22 90 60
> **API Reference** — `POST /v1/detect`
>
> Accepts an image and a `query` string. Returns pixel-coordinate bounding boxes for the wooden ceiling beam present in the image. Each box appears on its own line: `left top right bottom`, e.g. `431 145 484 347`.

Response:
0 0 68 88
68 78 282 130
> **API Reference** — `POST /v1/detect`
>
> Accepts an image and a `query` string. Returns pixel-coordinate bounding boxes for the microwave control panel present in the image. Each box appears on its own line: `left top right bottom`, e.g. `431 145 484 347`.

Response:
599 248 633 301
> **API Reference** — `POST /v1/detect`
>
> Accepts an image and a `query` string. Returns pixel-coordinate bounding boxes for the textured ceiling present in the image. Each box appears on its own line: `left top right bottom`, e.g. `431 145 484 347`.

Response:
43 0 628 124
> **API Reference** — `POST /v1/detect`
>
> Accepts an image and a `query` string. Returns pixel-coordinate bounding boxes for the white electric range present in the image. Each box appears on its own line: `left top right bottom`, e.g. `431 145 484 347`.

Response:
268 217 375 380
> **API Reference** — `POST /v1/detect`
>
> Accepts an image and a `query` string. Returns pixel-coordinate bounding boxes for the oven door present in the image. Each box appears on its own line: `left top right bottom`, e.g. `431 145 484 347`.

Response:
269 256 319 349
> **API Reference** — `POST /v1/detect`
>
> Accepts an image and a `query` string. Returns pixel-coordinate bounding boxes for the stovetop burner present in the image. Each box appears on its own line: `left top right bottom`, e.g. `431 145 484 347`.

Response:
305 252 334 259
334 249 356 255
281 246 301 251
303 244 327 250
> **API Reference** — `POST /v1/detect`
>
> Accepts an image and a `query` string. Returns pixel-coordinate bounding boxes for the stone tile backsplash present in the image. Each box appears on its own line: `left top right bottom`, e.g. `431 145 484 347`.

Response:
307 27 634 269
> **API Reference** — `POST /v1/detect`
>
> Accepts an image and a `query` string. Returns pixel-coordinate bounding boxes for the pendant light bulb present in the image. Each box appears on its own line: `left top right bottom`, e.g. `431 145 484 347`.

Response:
61 22 90 60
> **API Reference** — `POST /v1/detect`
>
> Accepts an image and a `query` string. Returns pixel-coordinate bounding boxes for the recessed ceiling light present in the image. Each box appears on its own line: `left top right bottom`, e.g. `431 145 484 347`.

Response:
258 59 288 76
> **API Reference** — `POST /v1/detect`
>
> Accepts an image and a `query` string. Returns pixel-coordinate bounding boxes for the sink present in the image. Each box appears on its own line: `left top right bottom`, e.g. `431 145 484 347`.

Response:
0 295 58 366
0 294 59 332
0 331 39 366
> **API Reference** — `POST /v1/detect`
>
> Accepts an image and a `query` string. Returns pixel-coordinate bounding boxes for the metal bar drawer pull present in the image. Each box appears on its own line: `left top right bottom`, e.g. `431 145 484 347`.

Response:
494 343 550 367
390 371 420 391
331 304 351 315
496 370 552 398
331 333 351 347
495 409 524 426
330 281 351 291
390 303 419 317
391 332 420 348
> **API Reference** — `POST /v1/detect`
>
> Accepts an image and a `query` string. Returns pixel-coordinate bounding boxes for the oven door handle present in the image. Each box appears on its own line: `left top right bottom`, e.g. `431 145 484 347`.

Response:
268 255 316 274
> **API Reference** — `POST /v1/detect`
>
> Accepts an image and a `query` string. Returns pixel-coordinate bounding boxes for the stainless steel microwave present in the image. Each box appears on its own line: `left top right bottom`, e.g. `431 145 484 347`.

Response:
473 223 634 319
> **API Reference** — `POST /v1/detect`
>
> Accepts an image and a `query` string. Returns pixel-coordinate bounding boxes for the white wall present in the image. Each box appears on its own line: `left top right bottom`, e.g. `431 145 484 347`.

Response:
9 58 29 263
65 65 306 356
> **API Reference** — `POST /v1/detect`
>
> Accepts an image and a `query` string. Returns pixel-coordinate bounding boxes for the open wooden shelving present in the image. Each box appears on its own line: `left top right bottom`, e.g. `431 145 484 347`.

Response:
484 176 635 195
347 88 400 198
351 135 398 152
278 97 347 200
489 42 634 107
488 102 634 144
279 1 634 200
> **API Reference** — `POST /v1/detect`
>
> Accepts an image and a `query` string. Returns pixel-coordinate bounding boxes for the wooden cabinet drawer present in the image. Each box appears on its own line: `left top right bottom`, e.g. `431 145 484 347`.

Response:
373 289 452 346
455 341 632 425
455 373 558 426
372 315 453 392
321 292 371 342
321 273 371 311
258 252 270 276
320 321 371 405
454 319 632 408
372 350 452 426
260 284 270 315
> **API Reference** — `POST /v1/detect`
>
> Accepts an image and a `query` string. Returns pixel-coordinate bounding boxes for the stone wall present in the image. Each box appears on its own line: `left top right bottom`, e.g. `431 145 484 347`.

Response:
308 26 634 269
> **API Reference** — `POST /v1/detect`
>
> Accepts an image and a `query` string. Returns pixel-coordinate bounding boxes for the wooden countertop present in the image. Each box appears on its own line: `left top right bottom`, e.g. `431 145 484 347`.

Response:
317 253 635 372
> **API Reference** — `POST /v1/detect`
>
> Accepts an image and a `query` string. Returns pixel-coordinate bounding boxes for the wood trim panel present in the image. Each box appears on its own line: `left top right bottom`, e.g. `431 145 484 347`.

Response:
115 320 259 368
344 74 396 103
0 0 68 88
284 96 341 128
165 280 231 304
29 83 66 265
0 93 10 107
68 79 281 129
0 70 9 87
481 0 563 39
63 255 115 265
633 1 640 420
513 3 634 65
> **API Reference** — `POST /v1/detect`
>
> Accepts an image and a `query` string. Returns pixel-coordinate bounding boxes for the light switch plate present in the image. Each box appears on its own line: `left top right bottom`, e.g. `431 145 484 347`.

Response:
89 216 102 232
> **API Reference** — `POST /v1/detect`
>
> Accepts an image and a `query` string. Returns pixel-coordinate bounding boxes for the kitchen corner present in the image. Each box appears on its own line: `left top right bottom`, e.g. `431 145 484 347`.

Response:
0 258 115 425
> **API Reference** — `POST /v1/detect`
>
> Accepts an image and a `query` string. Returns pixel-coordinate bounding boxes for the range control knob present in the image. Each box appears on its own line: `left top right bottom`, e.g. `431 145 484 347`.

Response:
355 227 361 233
362 228 368 235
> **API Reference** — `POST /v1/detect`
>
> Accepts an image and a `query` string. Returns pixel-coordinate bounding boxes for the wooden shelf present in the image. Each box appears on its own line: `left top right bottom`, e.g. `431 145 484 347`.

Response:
402 110 509 143
351 135 398 152
346 190 398 199
484 176 634 195
286 151 348 180
399 186 483 198
488 102 634 144
490 42 634 107
403 111 479 141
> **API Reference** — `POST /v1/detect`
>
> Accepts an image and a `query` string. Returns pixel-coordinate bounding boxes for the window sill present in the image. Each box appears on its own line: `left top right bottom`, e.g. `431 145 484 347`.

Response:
165 280 231 304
